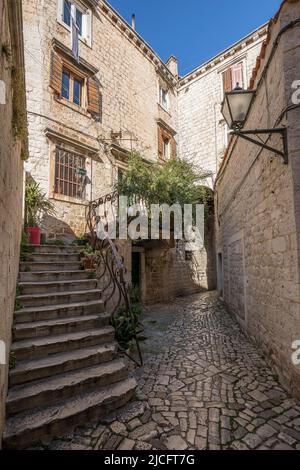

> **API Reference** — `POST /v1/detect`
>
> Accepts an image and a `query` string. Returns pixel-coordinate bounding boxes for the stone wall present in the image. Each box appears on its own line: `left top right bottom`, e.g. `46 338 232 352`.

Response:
178 25 268 186
22 0 178 239
22 0 216 302
0 0 26 444
215 0 300 399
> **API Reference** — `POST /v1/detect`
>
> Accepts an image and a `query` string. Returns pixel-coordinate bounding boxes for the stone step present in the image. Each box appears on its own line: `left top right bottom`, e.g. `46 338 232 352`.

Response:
17 289 102 308
11 326 115 361
3 378 136 449
9 343 117 386
28 245 82 254
25 253 81 263
19 279 98 295
7 359 127 416
19 270 93 282
14 312 110 340
14 300 105 324
19 261 82 272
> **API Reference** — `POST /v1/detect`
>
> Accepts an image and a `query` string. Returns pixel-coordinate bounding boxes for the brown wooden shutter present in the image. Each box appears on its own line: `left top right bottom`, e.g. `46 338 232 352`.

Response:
50 51 62 95
87 76 101 116
158 126 164 158
170 137 177 158
222 67 232 93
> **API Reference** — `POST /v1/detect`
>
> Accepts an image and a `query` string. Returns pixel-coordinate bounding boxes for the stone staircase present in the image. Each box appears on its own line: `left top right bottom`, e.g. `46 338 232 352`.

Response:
3 244 136 449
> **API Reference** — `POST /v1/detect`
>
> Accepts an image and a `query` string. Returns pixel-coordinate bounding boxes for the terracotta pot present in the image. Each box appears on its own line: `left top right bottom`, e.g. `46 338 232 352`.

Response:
26 227 41 245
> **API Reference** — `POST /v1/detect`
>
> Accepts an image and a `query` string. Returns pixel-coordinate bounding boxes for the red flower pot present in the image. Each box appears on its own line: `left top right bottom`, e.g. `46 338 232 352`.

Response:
26 227 41 245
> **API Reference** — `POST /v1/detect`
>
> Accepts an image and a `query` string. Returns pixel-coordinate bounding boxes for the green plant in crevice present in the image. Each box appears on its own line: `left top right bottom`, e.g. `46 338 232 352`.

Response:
11 67 28 147
87 271 97 280
9 352 17 370
47 239 65 247
111 303 144 351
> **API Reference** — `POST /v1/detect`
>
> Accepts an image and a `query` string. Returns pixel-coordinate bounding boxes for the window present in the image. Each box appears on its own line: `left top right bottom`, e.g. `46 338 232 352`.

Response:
222 62 244 93
61 68 83 106
54 147 86 199
163 138 170 159
63 0 71 26
60 0 91 43
50 51 102 119
158 122 177 160
159 86 169 111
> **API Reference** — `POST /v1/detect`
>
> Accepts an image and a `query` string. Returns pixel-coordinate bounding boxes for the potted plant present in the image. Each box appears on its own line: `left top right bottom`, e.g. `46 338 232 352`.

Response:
25 179 55 245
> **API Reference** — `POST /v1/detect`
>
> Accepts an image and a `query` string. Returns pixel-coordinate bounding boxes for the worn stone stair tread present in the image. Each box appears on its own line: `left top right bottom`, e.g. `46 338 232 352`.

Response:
11 326 115 353
15 299 104 314
17 289 102 301
20 270 89 276
20 261 81 265
7 359 126 408
4 378 136 445
28 251 80 258
19 279 97 288
10 343 116 377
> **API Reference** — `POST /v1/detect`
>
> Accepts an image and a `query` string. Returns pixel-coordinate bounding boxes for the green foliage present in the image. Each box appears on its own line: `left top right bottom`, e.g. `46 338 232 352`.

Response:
25 178 55 227
20 231 31 261
112 303 143 350
114 152 214 217
12 67 28 149
72 236 89 246
9 352 17 370
87 271 97 279
47 239 65 246
128 284 142 304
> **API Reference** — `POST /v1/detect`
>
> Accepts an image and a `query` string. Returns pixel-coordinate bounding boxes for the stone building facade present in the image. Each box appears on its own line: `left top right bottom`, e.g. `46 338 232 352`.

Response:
214 0 300 399
0 0 27 445
178 24 268 186
22 0 215 302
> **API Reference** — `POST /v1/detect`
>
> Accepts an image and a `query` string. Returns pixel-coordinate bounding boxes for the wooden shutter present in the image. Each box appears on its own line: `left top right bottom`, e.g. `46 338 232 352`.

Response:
170 137 177 158
158 126 164 158
50 51 63 95
87 76 101 116
222 67 232 93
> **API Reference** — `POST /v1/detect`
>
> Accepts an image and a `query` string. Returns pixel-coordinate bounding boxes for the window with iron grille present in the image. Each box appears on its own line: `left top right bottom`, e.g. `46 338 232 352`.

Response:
54 147 87 199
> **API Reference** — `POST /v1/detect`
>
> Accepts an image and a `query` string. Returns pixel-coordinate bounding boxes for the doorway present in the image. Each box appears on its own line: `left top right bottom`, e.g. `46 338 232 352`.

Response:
132 251 141 288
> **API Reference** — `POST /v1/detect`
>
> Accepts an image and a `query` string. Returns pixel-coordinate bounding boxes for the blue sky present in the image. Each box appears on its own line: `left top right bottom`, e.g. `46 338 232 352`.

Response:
107 0 282 76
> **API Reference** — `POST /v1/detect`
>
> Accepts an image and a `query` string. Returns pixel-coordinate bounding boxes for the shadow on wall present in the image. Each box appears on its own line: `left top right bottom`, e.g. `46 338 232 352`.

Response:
42 214 77 244
142 208 217 304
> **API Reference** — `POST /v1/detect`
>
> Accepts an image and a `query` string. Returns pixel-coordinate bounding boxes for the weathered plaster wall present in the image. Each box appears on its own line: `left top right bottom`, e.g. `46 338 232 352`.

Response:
215 0 300 399
0 0 26 444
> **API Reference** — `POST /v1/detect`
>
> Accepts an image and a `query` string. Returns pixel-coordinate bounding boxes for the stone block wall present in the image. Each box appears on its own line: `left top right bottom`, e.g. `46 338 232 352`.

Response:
22 0 178 238
178 25 268 186
215 0 300 399
0 0 26 444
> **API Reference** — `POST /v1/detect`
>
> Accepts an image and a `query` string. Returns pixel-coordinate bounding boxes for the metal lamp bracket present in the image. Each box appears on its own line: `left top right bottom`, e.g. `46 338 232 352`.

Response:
231 128 288 164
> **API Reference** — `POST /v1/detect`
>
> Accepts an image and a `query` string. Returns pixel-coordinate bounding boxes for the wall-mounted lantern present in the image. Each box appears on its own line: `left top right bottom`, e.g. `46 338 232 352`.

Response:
221 84 288 164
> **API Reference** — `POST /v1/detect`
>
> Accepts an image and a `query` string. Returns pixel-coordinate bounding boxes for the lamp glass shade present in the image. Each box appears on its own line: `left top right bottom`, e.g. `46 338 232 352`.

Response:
221 89 255 130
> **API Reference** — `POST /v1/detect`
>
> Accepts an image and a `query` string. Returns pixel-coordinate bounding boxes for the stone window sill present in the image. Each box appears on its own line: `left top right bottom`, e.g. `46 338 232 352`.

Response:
51 193 89 206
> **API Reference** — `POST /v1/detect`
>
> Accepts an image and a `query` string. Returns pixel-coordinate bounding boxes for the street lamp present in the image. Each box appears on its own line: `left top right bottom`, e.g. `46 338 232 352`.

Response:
221 84 288 164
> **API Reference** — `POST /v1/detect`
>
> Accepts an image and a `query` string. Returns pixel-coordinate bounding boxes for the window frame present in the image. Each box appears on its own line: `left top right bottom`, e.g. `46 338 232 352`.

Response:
58 0 92 47
163 137 171 159
221 61 245 95
54 146 87 201
159 86 169 111
61 66 85 108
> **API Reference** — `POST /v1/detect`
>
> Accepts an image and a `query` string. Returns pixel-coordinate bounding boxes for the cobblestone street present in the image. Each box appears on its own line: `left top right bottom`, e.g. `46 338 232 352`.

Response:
39 292 300 451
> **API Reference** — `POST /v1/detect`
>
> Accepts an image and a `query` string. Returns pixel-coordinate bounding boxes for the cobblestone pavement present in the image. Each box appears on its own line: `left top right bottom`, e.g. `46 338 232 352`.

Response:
39 292 300 450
